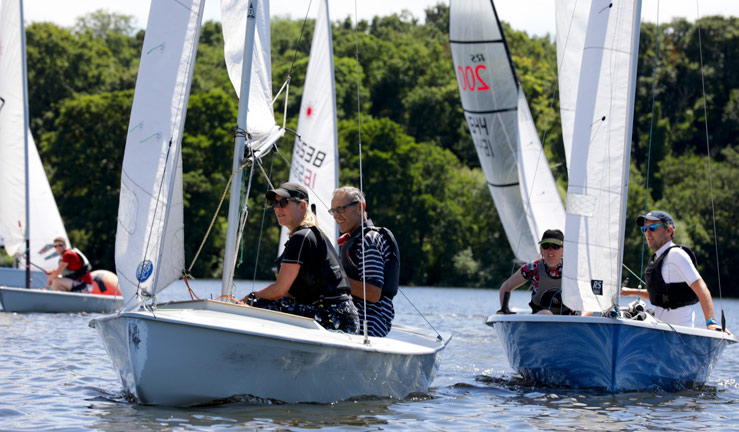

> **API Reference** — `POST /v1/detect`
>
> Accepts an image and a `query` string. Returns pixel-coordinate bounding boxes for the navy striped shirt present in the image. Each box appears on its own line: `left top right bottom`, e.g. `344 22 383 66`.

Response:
351 229 395 337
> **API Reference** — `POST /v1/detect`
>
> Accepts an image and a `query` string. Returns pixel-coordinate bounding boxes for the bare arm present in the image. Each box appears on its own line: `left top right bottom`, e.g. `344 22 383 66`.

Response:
248 263 300 301
348 278 382 303
620 287 647 298
46 261 68 285
498 271 528 312
689 278 726 331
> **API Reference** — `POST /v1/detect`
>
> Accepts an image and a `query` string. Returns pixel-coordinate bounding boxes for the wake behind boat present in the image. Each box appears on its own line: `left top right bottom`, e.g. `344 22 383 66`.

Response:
458 0 736 391
91 0 448 406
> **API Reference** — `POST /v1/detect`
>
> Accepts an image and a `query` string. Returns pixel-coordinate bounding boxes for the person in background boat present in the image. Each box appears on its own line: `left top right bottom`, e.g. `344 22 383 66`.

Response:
331 186 398 337
45 237 93 292
621 210 726 332
496 229 573 315
240 182 359 334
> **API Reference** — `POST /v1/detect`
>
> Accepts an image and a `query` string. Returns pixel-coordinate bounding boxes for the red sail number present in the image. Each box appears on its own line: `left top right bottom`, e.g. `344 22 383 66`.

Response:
457 64 490 92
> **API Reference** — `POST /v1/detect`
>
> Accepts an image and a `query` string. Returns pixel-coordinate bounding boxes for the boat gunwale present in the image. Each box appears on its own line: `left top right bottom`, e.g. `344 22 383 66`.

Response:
91 301 448 356
485 313 738 343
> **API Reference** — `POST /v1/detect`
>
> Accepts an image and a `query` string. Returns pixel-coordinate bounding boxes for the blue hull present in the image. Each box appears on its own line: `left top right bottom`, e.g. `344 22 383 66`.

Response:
486 315 737 391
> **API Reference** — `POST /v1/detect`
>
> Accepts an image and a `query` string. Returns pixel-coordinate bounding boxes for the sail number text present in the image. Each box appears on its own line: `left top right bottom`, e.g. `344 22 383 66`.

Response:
466 114 494 158
456 53 490 92
294 141 327 188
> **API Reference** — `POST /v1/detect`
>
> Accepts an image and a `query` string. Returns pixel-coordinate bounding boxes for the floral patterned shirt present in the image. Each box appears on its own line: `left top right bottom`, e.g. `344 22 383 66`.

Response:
520 259 563 293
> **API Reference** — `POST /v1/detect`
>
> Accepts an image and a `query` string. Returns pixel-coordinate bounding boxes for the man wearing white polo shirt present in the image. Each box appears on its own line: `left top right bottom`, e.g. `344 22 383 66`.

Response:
621 210 726 332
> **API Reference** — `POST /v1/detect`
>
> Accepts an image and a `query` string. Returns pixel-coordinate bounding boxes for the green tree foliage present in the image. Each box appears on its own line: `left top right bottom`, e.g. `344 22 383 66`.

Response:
17 8 739 296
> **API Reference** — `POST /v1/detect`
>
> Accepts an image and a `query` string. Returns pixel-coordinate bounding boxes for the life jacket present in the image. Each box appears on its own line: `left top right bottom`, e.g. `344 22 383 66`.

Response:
530 261 567 314
340 223 400 299
60 248 92 281
278 226 350 305
645 244 699 309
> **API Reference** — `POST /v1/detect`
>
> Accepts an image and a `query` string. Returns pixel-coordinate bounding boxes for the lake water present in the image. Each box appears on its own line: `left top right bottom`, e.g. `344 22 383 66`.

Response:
2 282 738 431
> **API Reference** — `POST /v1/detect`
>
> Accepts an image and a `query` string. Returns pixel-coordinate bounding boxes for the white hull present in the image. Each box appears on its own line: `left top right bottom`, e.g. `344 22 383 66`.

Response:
90 300 448 406
0 285 123 313
0 267 47 289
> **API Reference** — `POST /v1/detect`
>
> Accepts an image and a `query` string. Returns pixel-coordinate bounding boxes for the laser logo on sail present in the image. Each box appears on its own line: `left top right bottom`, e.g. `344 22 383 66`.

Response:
136 260 154 282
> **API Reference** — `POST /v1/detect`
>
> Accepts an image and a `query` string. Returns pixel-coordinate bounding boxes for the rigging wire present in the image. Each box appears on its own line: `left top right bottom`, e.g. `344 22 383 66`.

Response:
694 1 726 328
352 0 369 344
638 0 660 298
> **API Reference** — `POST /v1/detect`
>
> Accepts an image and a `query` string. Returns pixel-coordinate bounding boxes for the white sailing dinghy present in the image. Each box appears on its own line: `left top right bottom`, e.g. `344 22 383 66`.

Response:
0 0 122 313
449 0 566 263
486 0 736 391
90 0 447 406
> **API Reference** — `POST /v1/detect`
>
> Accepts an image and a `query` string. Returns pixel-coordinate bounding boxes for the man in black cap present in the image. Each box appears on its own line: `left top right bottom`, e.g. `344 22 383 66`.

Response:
621 210 724 331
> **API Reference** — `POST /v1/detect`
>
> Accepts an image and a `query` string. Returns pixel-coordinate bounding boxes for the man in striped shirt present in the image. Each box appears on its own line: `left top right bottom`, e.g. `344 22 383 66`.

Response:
331 186 398 337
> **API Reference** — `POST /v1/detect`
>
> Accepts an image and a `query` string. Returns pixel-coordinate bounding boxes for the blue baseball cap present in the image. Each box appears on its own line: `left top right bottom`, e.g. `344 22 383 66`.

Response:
636 210 675 228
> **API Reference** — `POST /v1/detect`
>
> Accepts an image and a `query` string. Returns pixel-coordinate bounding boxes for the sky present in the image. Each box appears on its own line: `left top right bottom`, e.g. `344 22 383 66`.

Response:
21 0 739 38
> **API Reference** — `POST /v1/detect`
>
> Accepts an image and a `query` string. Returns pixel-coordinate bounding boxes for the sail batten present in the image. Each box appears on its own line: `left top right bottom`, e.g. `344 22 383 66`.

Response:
558 0 643 312
450 0 565 262
115 0 205 308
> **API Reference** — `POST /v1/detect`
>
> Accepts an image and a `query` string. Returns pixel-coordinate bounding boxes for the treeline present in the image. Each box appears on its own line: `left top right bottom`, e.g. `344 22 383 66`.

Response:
12 6 739 296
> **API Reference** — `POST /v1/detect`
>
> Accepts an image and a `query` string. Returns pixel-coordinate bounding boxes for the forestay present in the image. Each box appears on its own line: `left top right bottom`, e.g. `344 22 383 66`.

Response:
0 0 69 271
450 0 563 262
558 0 642 312
280 0 339 251
116 0 205 307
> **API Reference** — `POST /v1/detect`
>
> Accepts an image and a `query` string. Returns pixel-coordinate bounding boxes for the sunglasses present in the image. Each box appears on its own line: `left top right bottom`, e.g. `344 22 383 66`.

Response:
267 198 300 209
328 201 358 216
54 243 65 248
640 223 667 233
540 243 562 250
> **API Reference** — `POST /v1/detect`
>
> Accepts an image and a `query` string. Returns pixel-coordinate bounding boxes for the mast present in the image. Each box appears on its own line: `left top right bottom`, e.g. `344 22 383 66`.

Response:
222 0 259 296
19 0 31 288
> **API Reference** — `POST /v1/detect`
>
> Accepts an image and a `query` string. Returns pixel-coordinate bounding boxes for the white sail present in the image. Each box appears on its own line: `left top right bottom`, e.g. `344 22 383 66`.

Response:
516 91 566 241
279 0 339 251
115 0 204 307
555 0 588 169
221 0 282 146
0 0 69 271
450 0 562 262
559 0 642 312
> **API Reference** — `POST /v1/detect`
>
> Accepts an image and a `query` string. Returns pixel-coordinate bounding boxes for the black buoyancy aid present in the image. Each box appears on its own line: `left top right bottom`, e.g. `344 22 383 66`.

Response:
530 262 565 314
61 248 92 280
339 224 400 299
645 244 699 309
294 226 350 303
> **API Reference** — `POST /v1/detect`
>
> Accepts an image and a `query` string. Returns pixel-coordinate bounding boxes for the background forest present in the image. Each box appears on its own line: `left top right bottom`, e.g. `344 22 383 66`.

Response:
4 4 738 296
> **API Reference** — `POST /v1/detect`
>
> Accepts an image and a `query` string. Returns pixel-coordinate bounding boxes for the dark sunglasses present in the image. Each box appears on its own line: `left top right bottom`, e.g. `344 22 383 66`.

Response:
640 223 667 233
54 243 65 248
540 243 562 250
267 198 300 209
328 201 358 216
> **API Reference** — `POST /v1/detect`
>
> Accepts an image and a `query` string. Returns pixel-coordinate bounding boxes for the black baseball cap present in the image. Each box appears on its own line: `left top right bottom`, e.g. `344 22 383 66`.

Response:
636 210 674 228
539 229 564 245
266 182 309 203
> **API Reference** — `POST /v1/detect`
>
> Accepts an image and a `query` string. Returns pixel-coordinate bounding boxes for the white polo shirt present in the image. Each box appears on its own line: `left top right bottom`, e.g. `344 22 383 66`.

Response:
651 241 702 327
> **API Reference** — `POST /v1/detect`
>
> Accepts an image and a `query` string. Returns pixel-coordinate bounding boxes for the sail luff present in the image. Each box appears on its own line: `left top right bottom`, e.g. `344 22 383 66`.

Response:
115 0 204 307
559 0 643 312
0 0 70 272
450 0 559 262
221 0 260 297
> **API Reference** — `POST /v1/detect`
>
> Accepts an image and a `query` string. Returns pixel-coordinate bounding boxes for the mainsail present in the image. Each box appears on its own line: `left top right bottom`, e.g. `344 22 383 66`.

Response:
557 0 642 312
450 0 564 262
280 0 339 250
0 0 69 271
115 0 205 306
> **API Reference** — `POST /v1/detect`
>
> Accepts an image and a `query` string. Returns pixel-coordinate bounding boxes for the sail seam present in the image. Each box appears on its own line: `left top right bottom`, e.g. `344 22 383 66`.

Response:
487 181 519 188
449 38 505 44
463 107 517 115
